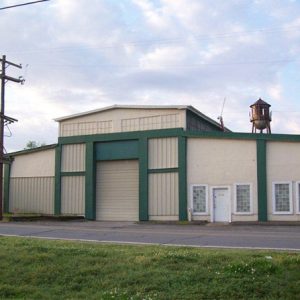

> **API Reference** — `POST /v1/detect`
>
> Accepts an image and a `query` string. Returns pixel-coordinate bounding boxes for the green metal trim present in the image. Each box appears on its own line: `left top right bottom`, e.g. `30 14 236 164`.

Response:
186 130 300 142
54 145 62 215
61 171 85 176
257 139 268 222
58 128 184 145
139 137 148 221
3 163 10 213
58 128 300 146
148 168 178 174
96 140 139 161
85 142 96 220
178 136 187 221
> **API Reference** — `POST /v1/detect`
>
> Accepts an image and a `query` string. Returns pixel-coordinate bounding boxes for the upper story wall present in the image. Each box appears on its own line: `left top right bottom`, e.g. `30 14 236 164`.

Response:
10 148 56 177
58 108 186 137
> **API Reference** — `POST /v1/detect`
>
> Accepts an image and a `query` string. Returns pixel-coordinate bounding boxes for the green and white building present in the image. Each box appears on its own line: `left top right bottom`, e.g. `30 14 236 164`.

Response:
4 105 300 222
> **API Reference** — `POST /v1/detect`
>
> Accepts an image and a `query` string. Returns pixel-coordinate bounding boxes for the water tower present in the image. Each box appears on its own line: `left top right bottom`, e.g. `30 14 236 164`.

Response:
250 98 271 133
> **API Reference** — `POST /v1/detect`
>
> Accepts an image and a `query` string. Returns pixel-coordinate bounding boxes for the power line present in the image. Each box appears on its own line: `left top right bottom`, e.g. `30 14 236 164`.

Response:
28 58 297 70
4 24 300 55
0 0 50 10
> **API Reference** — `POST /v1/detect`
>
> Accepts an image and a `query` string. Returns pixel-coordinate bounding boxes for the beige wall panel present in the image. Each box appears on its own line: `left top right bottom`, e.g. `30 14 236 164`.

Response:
187 138 258 221
148 137 178 169
61 176 85 215
10 149 55 177
267 141 300 221
148 172 179 220
60 120 113 137
9 177 54 214
61 144 86 172
59 108 185 137
96 160 139 221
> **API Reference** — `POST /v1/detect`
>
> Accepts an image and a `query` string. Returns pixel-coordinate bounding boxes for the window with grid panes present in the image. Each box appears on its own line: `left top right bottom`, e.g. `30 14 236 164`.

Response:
192 185 207 213
236 184 251 213
274 183 291 213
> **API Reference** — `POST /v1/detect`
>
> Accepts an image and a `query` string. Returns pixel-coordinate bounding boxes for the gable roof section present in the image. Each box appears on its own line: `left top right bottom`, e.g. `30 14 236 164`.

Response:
54 104 228 131
6 144 57 157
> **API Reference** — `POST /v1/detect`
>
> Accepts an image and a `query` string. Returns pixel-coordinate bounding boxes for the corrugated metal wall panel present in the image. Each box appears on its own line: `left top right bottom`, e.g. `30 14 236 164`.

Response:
9 177 54 214
121 114 180 132
60 120 113 137
61 144 86 172
10 149 55 177
148 172 179 219
96 160 139 221
61 176 85 215
148 137 178 169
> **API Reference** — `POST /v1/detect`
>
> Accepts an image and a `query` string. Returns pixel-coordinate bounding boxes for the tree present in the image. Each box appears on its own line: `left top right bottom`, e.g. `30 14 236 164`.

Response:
24 141 46 149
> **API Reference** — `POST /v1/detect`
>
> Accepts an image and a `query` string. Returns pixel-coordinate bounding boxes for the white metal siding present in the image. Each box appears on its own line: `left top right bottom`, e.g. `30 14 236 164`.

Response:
148 172 179 220
60 120 113 137
61 144 86 172
9 177 54 214
10 149 55 177
96 160 139 221
121 114 180 132
58 108 186 137
267 141 300 221
187 138 258 222
61 176 85 215
148 137 178 169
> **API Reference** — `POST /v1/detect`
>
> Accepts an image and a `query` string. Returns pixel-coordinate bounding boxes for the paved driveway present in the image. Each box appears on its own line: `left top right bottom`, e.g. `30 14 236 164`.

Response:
0 221 299 251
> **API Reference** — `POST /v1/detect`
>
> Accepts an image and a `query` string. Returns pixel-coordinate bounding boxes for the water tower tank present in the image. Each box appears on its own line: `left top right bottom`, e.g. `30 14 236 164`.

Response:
250 98 271 133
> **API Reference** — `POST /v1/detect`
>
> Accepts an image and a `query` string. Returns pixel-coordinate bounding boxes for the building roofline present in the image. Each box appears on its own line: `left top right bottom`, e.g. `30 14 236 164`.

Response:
6 143 57 157
54 104 191 122
186 105 231 132
54 104 229 131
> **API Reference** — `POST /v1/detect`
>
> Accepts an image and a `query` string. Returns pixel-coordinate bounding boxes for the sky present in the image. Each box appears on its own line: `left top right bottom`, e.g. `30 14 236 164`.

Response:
0 0 300 152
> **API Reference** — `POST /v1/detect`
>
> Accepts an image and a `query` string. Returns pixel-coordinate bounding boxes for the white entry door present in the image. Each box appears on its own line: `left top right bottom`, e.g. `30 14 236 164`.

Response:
212 188 230 222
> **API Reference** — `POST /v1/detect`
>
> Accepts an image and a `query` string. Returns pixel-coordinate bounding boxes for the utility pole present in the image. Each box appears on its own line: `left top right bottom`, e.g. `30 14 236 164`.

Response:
0 55 23 220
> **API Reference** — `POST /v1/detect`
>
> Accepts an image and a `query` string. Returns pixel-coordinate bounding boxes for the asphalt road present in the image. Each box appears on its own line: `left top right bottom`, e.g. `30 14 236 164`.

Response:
0 221 300 251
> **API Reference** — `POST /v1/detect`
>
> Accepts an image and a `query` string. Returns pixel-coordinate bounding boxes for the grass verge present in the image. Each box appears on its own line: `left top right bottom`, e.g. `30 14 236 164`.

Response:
0 237 299 299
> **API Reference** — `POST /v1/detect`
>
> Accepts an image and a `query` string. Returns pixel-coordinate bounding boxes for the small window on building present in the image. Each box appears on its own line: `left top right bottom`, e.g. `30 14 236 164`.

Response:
235 184 252 214
191 185 208 214
273 182 292 214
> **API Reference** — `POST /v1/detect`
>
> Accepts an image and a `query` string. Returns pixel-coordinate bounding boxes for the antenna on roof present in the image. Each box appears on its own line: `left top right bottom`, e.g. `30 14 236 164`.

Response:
217 97 226 132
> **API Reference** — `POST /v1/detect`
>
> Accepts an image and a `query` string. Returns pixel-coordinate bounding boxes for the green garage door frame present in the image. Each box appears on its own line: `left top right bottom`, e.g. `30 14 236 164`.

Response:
55 128 300 222
55 128 185 221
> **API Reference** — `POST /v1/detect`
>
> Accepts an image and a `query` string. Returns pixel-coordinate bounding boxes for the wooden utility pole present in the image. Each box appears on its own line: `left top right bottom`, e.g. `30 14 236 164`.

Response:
0 55 23 220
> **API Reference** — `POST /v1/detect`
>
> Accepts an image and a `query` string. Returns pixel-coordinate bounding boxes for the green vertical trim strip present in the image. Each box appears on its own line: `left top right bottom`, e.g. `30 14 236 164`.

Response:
257 139 268 221
3 163 10 213
178 136 187 221
85 142 96 220
139 137 148 221
54 145 62 215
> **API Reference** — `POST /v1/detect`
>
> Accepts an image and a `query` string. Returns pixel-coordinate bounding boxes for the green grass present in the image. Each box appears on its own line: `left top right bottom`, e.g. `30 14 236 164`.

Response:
0 237 299 299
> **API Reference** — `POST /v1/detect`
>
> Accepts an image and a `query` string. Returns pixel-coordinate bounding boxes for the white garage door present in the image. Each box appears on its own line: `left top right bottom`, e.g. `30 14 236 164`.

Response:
96 160 139 221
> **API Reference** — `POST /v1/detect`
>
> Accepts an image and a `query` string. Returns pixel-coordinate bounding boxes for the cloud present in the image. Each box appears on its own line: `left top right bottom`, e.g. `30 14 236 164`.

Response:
0 0 300 151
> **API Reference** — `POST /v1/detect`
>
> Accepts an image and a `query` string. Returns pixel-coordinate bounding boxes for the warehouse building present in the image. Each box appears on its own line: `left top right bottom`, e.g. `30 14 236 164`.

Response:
3 105 300 222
